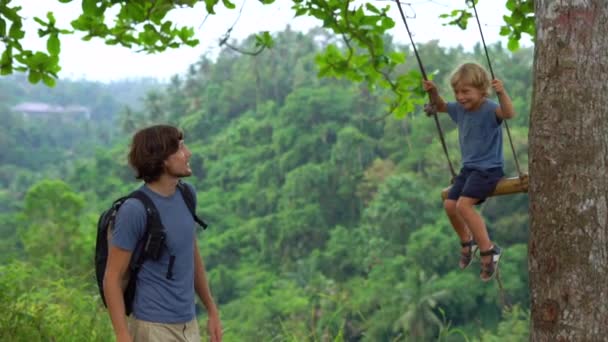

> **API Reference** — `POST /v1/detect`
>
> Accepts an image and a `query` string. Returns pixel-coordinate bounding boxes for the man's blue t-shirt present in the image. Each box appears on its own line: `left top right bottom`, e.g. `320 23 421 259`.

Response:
447 100 503 170
111 183 197 323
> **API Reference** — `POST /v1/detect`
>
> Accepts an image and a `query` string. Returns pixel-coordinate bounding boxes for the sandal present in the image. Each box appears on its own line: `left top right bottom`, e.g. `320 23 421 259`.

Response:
480 245 502 282
459 239 478 270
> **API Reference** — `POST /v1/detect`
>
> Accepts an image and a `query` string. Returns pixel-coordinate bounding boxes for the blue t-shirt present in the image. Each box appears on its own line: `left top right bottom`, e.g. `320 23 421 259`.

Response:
112 183 197 323
447 100 503 170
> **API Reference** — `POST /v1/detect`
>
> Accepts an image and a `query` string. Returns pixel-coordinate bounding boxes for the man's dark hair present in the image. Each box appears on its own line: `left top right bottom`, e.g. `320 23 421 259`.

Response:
128 125 184 182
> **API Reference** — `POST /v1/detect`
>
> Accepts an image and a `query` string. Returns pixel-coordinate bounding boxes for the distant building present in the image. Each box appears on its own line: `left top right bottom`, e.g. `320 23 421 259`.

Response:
11 102 91 120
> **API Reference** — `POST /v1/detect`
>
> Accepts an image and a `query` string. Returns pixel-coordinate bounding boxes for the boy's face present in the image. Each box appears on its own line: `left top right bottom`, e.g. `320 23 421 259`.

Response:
453 83 485 111
164 140 192 178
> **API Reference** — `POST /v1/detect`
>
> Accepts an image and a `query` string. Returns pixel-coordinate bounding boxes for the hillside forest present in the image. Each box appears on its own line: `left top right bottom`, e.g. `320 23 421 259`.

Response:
0 28 532 341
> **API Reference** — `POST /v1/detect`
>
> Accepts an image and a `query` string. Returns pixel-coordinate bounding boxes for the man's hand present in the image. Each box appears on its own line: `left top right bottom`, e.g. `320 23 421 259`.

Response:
116 331 133 342
207 310 223 342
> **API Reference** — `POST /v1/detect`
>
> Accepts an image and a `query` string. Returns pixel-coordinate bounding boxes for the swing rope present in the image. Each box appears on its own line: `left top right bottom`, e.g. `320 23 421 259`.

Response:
469 0 519 302
394 1 457 179
468 0 524 179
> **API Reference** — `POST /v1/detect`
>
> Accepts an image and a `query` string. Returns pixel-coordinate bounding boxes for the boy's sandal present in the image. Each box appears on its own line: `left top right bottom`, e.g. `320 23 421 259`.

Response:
480 245 502 282
459 240 478 270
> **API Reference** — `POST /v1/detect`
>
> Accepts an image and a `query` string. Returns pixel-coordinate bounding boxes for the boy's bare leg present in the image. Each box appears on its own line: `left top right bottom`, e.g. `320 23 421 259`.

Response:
444 199 471 242
445 199 478 268
455 197 492 261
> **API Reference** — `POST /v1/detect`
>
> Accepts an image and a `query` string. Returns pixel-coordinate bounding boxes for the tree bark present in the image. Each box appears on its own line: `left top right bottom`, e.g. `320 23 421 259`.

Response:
530 1 608 341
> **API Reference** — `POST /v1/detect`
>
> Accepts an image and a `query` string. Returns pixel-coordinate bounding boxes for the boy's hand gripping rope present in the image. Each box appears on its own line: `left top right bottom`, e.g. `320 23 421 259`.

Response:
467 0 523 180
394 0 456 180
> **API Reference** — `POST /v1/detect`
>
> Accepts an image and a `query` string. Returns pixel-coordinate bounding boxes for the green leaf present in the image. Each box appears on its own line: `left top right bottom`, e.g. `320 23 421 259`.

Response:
178 26 195 42
139 29 158 46
0 6 20 22
512 9 523 21
1 47 12 66
522 1 534 13
34 17 47 27
46 12 56 25
161 21 173 34
123 2 146 22
9 22 25 39
184 38 199 47
47 35 60 55
28 70 42 84
82 0 97 15
499 26 510 36
30 51 49 66
380 17 394 29
294 8 307 17
70 16 88 31
42 73 56 87
505 0 516 11
507 37 520 51
204 0 219 14
365 3 381 14
389 51 405 64
254 31 274 48
221 0 236 9
0 18 5 37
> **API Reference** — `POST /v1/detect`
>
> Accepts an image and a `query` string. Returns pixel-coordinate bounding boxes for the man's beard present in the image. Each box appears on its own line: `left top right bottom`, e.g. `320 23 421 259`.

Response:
167 167 192 178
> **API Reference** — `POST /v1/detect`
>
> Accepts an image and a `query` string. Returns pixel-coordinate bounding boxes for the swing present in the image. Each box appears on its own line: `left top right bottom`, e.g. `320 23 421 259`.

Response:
395 0 529 200
440 175 529 200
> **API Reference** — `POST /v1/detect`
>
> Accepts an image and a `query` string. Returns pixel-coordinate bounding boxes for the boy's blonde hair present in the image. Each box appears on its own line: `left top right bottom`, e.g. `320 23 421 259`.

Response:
450 62 491 97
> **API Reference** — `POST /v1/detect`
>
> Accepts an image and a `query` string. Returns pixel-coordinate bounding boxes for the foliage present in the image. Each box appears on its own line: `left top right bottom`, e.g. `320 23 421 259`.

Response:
1 0 535 119
0 261 113 342
439 0 535 51
0 28 533 340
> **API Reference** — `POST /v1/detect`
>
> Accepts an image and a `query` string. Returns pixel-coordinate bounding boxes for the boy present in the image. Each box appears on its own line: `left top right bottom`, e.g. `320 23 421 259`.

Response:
104 125 222 341
423 62 515 281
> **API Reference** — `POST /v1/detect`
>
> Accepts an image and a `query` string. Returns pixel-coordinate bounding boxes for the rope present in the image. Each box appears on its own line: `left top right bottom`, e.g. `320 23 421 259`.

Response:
467 0 523 179
494 268 511 309
394 1 457 179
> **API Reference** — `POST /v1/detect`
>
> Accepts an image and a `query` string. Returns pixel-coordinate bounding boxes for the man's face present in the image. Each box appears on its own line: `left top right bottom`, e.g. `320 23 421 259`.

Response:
164 140 192 178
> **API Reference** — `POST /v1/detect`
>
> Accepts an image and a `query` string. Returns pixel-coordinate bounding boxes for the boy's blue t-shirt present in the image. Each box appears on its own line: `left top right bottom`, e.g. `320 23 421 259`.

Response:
111 183 197 323
447 100 503 170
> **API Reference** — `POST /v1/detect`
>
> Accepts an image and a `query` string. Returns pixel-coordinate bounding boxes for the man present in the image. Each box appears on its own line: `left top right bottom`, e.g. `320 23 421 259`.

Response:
103 125 222 342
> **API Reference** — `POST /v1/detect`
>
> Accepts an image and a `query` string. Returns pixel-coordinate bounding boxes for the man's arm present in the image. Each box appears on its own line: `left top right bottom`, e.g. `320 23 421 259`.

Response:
194 241 222 342
492 79 516 119
103 246 133 342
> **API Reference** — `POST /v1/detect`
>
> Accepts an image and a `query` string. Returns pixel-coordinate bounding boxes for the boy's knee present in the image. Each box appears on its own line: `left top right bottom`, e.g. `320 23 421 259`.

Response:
455 198 474 214
444 199 457 215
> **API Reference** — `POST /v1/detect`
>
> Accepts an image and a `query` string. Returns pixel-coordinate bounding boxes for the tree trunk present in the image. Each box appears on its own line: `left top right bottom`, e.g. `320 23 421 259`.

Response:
529 1 608 340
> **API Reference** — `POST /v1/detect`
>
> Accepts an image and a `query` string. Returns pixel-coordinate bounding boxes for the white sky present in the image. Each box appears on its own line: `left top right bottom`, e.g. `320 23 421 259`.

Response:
15 0 532 82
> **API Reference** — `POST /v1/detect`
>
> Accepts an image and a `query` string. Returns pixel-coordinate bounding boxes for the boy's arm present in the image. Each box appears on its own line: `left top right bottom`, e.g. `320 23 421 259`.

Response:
422 80 448 113
194 241 222 342
492 79 516 119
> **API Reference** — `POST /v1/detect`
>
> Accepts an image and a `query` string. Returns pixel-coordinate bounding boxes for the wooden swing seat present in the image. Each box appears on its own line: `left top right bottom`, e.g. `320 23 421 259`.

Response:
441 173 529 200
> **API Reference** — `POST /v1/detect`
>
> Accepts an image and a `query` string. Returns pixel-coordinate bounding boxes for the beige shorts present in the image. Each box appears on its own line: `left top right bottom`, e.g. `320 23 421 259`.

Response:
128 316 201 342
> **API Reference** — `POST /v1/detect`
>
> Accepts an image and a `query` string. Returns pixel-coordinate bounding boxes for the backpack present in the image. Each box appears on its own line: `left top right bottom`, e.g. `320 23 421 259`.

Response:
94 181 207 315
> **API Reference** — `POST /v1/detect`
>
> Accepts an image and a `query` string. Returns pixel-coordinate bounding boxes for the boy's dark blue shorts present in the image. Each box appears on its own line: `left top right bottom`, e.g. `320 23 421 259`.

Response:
447 167 504 205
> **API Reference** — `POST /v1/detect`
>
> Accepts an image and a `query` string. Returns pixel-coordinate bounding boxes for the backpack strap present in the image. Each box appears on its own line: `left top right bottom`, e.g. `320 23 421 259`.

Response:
130 190 163 234
129 190 163 269
177 181 208 230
